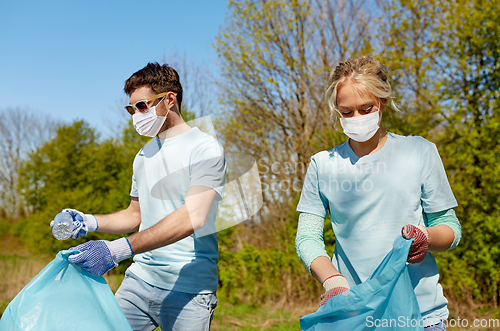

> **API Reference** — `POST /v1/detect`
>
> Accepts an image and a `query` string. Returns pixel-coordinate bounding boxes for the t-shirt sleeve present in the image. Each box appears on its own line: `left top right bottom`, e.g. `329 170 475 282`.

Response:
296 157 329 218
130 173 139 198
190 138 226 200
420 141 458 213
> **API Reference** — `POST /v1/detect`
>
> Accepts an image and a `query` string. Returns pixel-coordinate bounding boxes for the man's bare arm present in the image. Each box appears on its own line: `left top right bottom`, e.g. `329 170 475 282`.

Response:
94 197 141 234
128 186 217 254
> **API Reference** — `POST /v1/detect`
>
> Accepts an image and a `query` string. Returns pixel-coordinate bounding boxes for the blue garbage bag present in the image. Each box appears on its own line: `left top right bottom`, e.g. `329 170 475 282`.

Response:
300 236 424 331
0 250 132 331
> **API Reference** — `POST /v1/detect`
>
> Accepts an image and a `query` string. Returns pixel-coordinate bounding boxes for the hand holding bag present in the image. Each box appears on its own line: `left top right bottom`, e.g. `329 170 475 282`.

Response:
300 236 424 331
0 250 132 331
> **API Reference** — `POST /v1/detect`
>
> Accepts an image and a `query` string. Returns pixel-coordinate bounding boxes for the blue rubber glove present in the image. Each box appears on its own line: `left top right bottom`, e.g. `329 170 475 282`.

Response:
68 238 133 277
50 208 98 239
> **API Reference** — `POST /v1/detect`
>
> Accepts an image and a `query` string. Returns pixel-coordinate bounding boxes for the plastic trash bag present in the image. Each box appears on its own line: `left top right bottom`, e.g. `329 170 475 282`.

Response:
300 236 423 331
0 250 132 331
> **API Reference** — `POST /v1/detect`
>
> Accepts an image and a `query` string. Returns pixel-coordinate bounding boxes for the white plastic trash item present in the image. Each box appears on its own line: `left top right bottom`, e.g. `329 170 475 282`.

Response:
52 211 74 240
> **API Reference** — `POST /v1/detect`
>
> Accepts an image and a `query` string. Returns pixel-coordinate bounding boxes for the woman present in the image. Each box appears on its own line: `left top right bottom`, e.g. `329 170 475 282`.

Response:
295 56 460 330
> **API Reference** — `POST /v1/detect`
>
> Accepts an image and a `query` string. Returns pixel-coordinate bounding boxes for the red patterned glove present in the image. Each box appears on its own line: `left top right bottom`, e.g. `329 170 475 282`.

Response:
319 274 350 306
401 224 429 264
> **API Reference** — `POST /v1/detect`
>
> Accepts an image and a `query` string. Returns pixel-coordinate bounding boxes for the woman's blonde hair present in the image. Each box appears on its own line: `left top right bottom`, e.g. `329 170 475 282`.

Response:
325 55 399 125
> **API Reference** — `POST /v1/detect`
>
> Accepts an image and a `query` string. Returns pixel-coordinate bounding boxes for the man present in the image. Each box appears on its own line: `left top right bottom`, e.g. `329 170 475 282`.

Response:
53 63 226 331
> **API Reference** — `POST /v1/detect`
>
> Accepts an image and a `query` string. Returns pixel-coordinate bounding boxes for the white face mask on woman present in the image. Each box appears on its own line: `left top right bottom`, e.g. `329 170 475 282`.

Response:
339 110 380 142
132 99 170 137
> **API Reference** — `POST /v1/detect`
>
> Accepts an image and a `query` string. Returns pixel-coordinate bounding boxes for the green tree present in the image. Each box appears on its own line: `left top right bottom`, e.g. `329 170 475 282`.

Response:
215 0 373 250
379 0 500 304
377 0 449 137
214 0 377 303
436 0 500 304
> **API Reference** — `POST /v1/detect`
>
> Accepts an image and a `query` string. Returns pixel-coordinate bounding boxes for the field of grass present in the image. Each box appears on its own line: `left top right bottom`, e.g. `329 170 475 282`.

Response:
0 256 51 317
0 235 52 319
211 303 309 331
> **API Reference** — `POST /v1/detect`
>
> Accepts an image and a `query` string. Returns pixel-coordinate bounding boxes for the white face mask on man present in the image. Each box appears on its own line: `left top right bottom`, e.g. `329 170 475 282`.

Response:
339 110 380 142
132 98 170 137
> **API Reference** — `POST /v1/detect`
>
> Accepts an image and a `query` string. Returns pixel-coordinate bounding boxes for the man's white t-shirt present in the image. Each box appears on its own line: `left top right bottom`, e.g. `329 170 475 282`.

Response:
128 127 226 294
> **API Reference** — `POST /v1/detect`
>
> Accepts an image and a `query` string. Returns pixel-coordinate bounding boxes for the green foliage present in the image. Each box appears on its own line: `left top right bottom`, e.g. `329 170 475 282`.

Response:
0 220 9 239
369 0 500 305
323 216 335 257
181 109 196 122
379 0 449 137
434 0 500 304
217 206 323 306
0 300 8 318
438 115 500 302
218 240 322 306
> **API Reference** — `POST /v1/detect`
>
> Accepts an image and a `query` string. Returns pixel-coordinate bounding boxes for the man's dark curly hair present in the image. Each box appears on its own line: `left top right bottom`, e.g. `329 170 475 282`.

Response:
124 62 183 110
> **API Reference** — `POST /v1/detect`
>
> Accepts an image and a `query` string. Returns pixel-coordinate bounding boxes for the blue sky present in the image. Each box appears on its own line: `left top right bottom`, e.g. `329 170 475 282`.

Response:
0 0 227 138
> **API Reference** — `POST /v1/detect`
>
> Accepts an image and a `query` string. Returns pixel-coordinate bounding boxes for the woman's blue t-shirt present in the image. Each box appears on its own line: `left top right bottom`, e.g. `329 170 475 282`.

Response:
297 132 457 324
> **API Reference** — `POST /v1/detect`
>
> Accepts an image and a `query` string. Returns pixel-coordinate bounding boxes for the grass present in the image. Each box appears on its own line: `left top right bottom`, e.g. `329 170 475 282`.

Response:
211 302 305 331
106 273 126 293
0 255 52 321
145 303 308 331
445 293 500 331
0 300 9 316
0 253 52 316
0 235 54 319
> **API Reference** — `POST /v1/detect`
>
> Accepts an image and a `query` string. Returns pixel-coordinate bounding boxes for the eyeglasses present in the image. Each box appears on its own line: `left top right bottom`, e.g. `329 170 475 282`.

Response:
124 92 176 115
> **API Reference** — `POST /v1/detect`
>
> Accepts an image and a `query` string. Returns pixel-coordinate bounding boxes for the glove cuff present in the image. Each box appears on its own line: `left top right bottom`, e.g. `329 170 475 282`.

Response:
322 274 350 292
402 225 429 241
418 226 429 241
108 237 133 265
84 214 98 232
